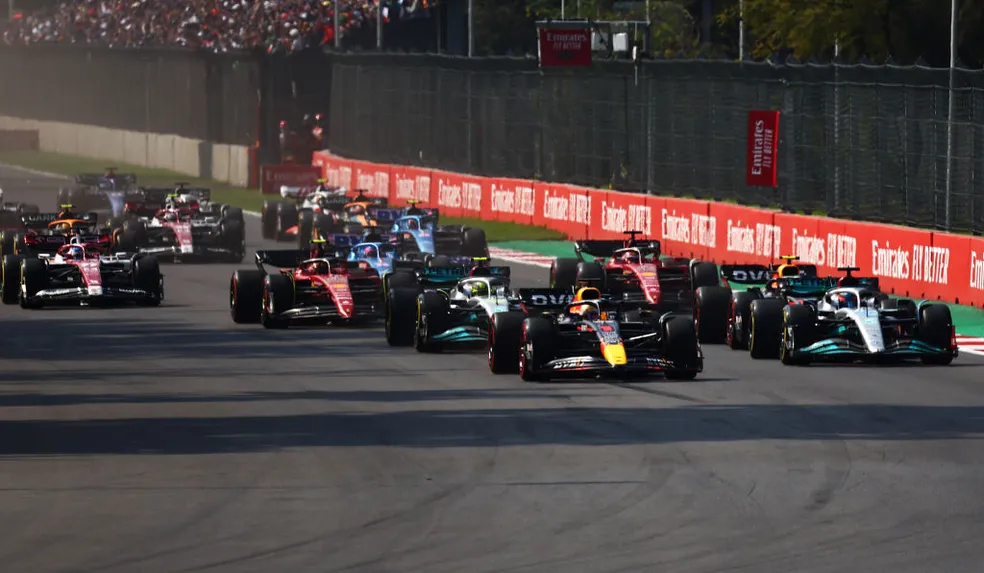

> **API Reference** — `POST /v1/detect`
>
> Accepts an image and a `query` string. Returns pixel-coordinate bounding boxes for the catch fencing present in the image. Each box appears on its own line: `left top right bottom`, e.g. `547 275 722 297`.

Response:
3 43 984 234
328 53 984 234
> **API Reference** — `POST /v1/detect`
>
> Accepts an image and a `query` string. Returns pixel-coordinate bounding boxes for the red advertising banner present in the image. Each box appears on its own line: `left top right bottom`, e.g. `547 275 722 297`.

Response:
746 110 780 187
307 150 984 310
260 165 321 195
537 28 592 67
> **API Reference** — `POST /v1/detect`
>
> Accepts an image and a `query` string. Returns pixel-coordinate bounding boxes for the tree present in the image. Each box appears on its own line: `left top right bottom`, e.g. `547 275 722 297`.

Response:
717 0 984 67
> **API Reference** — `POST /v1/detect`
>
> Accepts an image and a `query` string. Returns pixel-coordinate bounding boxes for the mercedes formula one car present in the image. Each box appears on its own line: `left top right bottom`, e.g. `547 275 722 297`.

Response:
743 267 957 365
229 239 384 328
1 242 163 308
485 286 703 381
550 230 731 343
56 168 139 215
109 191 246 263
385 262 512 350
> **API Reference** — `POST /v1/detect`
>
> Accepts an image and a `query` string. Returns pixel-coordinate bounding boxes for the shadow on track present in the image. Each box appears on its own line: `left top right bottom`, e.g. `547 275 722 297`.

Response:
0 317 389 361
0 388 596 407
3 404 984 456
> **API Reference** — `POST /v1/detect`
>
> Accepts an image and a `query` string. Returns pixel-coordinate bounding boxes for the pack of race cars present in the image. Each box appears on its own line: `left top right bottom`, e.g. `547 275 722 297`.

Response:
225 227 959 381
1 167 959 375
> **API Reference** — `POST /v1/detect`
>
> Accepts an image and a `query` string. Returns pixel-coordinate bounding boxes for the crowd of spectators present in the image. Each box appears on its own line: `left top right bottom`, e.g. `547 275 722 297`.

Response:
2 0 431 52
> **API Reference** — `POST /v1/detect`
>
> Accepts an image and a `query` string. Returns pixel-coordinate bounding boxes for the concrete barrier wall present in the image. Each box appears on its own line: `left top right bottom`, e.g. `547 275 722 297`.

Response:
0 116 251 186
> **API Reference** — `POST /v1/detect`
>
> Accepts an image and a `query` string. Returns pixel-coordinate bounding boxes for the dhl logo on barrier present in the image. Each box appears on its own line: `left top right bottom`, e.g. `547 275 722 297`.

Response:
312 150 984 309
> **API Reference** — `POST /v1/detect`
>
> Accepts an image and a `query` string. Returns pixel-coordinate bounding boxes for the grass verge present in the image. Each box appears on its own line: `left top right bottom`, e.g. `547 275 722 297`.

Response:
0 150 565 242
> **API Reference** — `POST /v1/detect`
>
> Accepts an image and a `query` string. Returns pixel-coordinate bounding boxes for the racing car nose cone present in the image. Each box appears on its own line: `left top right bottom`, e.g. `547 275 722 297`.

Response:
602 343 627 366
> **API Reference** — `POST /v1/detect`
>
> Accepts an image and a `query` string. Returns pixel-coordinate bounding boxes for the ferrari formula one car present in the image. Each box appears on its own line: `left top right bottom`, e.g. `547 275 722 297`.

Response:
109 190 246 263
550 230 731 343
1 242 163 308
742 267 957 365
56 168 139 215
485 286 703 381
385 261 512 350
229 239 384 328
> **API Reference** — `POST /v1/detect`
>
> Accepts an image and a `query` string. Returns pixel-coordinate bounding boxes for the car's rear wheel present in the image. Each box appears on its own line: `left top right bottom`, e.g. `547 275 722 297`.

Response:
489 311 525 374
386 287 419 346
519 317 556 382
230 269 263 323
20 258 47 309
261 273 294 329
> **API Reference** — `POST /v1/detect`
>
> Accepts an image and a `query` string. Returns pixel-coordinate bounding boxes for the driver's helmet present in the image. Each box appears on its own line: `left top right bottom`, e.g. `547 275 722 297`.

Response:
619 250 640 264
309 240 327 259
361 245 375 259
832 292 859 309
571 286 602 316
776 264 800 278
574 286 602 302
163 212 178 222
468 281 489 298
64 246 84 259
406 218 419 230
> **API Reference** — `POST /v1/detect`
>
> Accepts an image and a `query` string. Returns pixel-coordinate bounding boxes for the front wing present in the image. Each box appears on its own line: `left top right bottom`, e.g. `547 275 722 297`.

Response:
538 352 698 377
793 337 956 361
23 285 160 305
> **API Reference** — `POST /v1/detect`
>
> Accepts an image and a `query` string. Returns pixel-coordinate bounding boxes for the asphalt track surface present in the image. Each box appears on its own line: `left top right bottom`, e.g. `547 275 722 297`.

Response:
3 165 984 573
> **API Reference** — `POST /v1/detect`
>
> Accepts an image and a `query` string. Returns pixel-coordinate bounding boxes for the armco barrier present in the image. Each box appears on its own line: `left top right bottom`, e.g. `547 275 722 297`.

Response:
314 150 984 309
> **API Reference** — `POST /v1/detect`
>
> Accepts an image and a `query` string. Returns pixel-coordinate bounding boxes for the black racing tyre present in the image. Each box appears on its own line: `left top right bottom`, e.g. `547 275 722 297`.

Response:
461 227 488 258
122 219 148 246
691 261 720 289
276 202 298 242
663 316 701 380
917 304 955 365
575 261 606 289
728 291 760 350
428 255 452 268
230 269 264 324
414 291 449 353
297 210 315 250
0 231 13 258
385 287 419 346
315 213 343 236
12 233 25 255
385 271 418 294
261 273 294 329
694 285 731 344
118 230 140 253
132 255 162 306
489 311 525 374
780 304 816 366
551 258 579 291
223 206 244 223
261 200 280 240
1 254 23 305
220 219 245 262
20 257 47 309
748 298 785 359
519 316 557 382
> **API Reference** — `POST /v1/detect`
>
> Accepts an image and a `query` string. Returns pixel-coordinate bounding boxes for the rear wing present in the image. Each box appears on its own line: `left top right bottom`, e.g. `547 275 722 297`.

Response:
181 188 211 202
368 207 403 223
21 212 98 228
784 276 839 295
720 263 819 284
574 239 662 259
516 288 576 309
138 188 173 206
255 249 306 270
76 173 138 187
325 233 363 248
